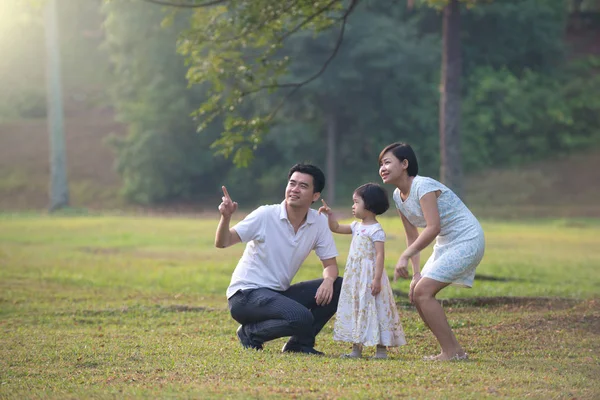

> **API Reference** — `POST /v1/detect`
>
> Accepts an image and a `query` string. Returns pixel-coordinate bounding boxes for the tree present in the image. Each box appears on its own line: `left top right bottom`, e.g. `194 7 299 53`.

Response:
439 0 463 197
45 0 69 210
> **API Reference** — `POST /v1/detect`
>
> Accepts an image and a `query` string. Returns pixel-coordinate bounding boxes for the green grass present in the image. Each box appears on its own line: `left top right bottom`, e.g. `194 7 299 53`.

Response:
0 214 599 399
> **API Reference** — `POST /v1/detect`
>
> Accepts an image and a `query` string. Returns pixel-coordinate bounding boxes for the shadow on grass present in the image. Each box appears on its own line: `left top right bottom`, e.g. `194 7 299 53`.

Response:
393 286 580 310
393 273 537 307
437 296 580 308
474 273 527 282
59 305 215 318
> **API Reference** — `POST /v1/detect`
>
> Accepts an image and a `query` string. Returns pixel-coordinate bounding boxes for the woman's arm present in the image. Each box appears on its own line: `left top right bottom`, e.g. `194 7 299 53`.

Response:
401 192 441 259
394 192 440 280
399 211 421 276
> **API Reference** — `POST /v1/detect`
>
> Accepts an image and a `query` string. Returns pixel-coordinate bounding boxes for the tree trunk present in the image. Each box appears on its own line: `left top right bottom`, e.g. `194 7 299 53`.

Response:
569 0 584 31
439 0 463 198
325 112 336 205
45 0 69 211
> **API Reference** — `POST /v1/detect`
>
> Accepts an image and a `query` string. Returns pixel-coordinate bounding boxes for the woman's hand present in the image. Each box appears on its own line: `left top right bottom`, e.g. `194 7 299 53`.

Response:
394 255 409 281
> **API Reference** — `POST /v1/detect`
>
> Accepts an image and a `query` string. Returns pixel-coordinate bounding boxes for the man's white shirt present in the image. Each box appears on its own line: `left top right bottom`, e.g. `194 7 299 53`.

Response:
226 201 338 298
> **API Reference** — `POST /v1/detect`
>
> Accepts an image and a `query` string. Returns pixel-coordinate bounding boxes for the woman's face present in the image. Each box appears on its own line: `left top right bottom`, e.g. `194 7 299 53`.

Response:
379 151 407 184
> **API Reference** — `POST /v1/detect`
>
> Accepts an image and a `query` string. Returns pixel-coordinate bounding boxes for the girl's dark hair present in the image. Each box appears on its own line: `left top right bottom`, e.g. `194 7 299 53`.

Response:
288 163 325 193
378 142 419 177
354 183 389 215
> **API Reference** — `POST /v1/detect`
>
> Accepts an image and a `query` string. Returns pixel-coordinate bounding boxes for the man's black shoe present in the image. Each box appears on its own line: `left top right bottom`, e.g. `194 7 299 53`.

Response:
281 342 324 356
236 325 263 350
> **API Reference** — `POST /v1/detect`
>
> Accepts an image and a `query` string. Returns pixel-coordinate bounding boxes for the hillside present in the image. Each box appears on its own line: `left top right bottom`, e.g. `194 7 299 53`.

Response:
0 102 125 211
465 149 600 219
1 104 599 217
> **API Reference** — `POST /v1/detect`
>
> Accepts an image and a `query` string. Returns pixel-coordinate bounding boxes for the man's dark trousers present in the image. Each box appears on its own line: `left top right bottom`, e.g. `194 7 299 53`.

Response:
228 277 343 349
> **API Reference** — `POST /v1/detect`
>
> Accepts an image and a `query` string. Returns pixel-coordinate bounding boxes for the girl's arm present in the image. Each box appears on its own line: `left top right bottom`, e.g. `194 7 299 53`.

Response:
371 241 385 295
318 199 352 234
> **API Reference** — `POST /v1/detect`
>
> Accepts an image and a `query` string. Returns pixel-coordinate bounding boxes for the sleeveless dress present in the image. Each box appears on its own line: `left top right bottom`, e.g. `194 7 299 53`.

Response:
333 222 406 347
393 176 485 287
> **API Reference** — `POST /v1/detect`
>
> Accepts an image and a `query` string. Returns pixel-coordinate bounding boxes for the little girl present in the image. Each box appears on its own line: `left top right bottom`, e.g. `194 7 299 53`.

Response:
319 183 406 359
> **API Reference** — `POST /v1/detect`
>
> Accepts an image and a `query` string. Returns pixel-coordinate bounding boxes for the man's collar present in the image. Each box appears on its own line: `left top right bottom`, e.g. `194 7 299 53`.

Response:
279 200 316 224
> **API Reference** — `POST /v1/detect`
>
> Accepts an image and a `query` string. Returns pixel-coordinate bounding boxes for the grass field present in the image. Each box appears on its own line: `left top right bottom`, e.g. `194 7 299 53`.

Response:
0 214 599 399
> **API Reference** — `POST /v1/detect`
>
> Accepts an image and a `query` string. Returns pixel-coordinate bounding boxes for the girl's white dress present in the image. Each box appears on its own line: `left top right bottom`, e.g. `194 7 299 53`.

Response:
333 222 406 347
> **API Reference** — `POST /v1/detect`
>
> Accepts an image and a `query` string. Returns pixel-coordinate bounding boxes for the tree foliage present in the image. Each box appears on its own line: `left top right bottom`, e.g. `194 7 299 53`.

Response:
98 0 600 205
173 0 493 169
177 0 355 166
463 56 600 169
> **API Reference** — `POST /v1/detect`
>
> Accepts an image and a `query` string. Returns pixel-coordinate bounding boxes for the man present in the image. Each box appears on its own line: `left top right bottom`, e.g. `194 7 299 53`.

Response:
215 163 343 355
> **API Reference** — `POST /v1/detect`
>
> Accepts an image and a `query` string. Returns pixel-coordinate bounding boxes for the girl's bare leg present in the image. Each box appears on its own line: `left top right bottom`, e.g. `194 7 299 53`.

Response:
413 277 466 360
341 343 362 358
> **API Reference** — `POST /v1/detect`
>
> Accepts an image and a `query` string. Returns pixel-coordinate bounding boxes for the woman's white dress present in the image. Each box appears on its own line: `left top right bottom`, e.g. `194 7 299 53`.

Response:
393 176 485 288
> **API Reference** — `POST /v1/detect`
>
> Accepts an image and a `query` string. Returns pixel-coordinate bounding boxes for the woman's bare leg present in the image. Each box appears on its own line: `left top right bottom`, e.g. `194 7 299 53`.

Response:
413 302 431 331
413 277 466 360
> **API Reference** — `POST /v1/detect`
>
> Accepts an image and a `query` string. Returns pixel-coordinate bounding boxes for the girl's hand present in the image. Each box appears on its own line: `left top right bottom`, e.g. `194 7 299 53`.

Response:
371 278 382 296
318 199 333 216
409 272 422 304
394 255 409 281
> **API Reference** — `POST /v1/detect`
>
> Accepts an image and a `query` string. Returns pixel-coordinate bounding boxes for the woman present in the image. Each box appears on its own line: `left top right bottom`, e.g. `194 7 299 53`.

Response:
379 142 485 361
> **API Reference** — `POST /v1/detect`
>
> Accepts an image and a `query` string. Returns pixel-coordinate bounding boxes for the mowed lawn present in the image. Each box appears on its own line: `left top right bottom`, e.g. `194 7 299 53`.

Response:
0 214 599 399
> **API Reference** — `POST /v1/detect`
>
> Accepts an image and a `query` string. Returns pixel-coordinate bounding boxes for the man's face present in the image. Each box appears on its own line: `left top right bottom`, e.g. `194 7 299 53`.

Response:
286 171 320 209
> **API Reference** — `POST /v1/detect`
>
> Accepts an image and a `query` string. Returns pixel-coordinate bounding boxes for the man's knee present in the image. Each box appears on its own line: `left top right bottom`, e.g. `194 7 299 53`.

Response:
229 302 245 324
330 277 343 305
287 308 314 330
333 276 343 291
228 291 250 323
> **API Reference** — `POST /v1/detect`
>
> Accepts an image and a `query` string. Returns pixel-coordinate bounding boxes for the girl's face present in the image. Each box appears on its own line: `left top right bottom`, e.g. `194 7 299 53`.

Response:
379 151 408 184
352 193 368 219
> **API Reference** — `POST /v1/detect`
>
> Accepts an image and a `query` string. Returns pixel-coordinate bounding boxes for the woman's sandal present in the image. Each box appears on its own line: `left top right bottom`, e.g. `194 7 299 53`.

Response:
423 353 469 361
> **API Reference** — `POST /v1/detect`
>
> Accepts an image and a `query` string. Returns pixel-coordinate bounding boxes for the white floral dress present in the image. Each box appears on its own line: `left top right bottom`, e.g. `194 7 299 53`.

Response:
333 222 406 347
394 176 485 288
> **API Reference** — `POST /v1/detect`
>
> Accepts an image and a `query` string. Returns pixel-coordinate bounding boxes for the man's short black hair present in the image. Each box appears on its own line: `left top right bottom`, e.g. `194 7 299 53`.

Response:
354 183 390 215
288 163 325 194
